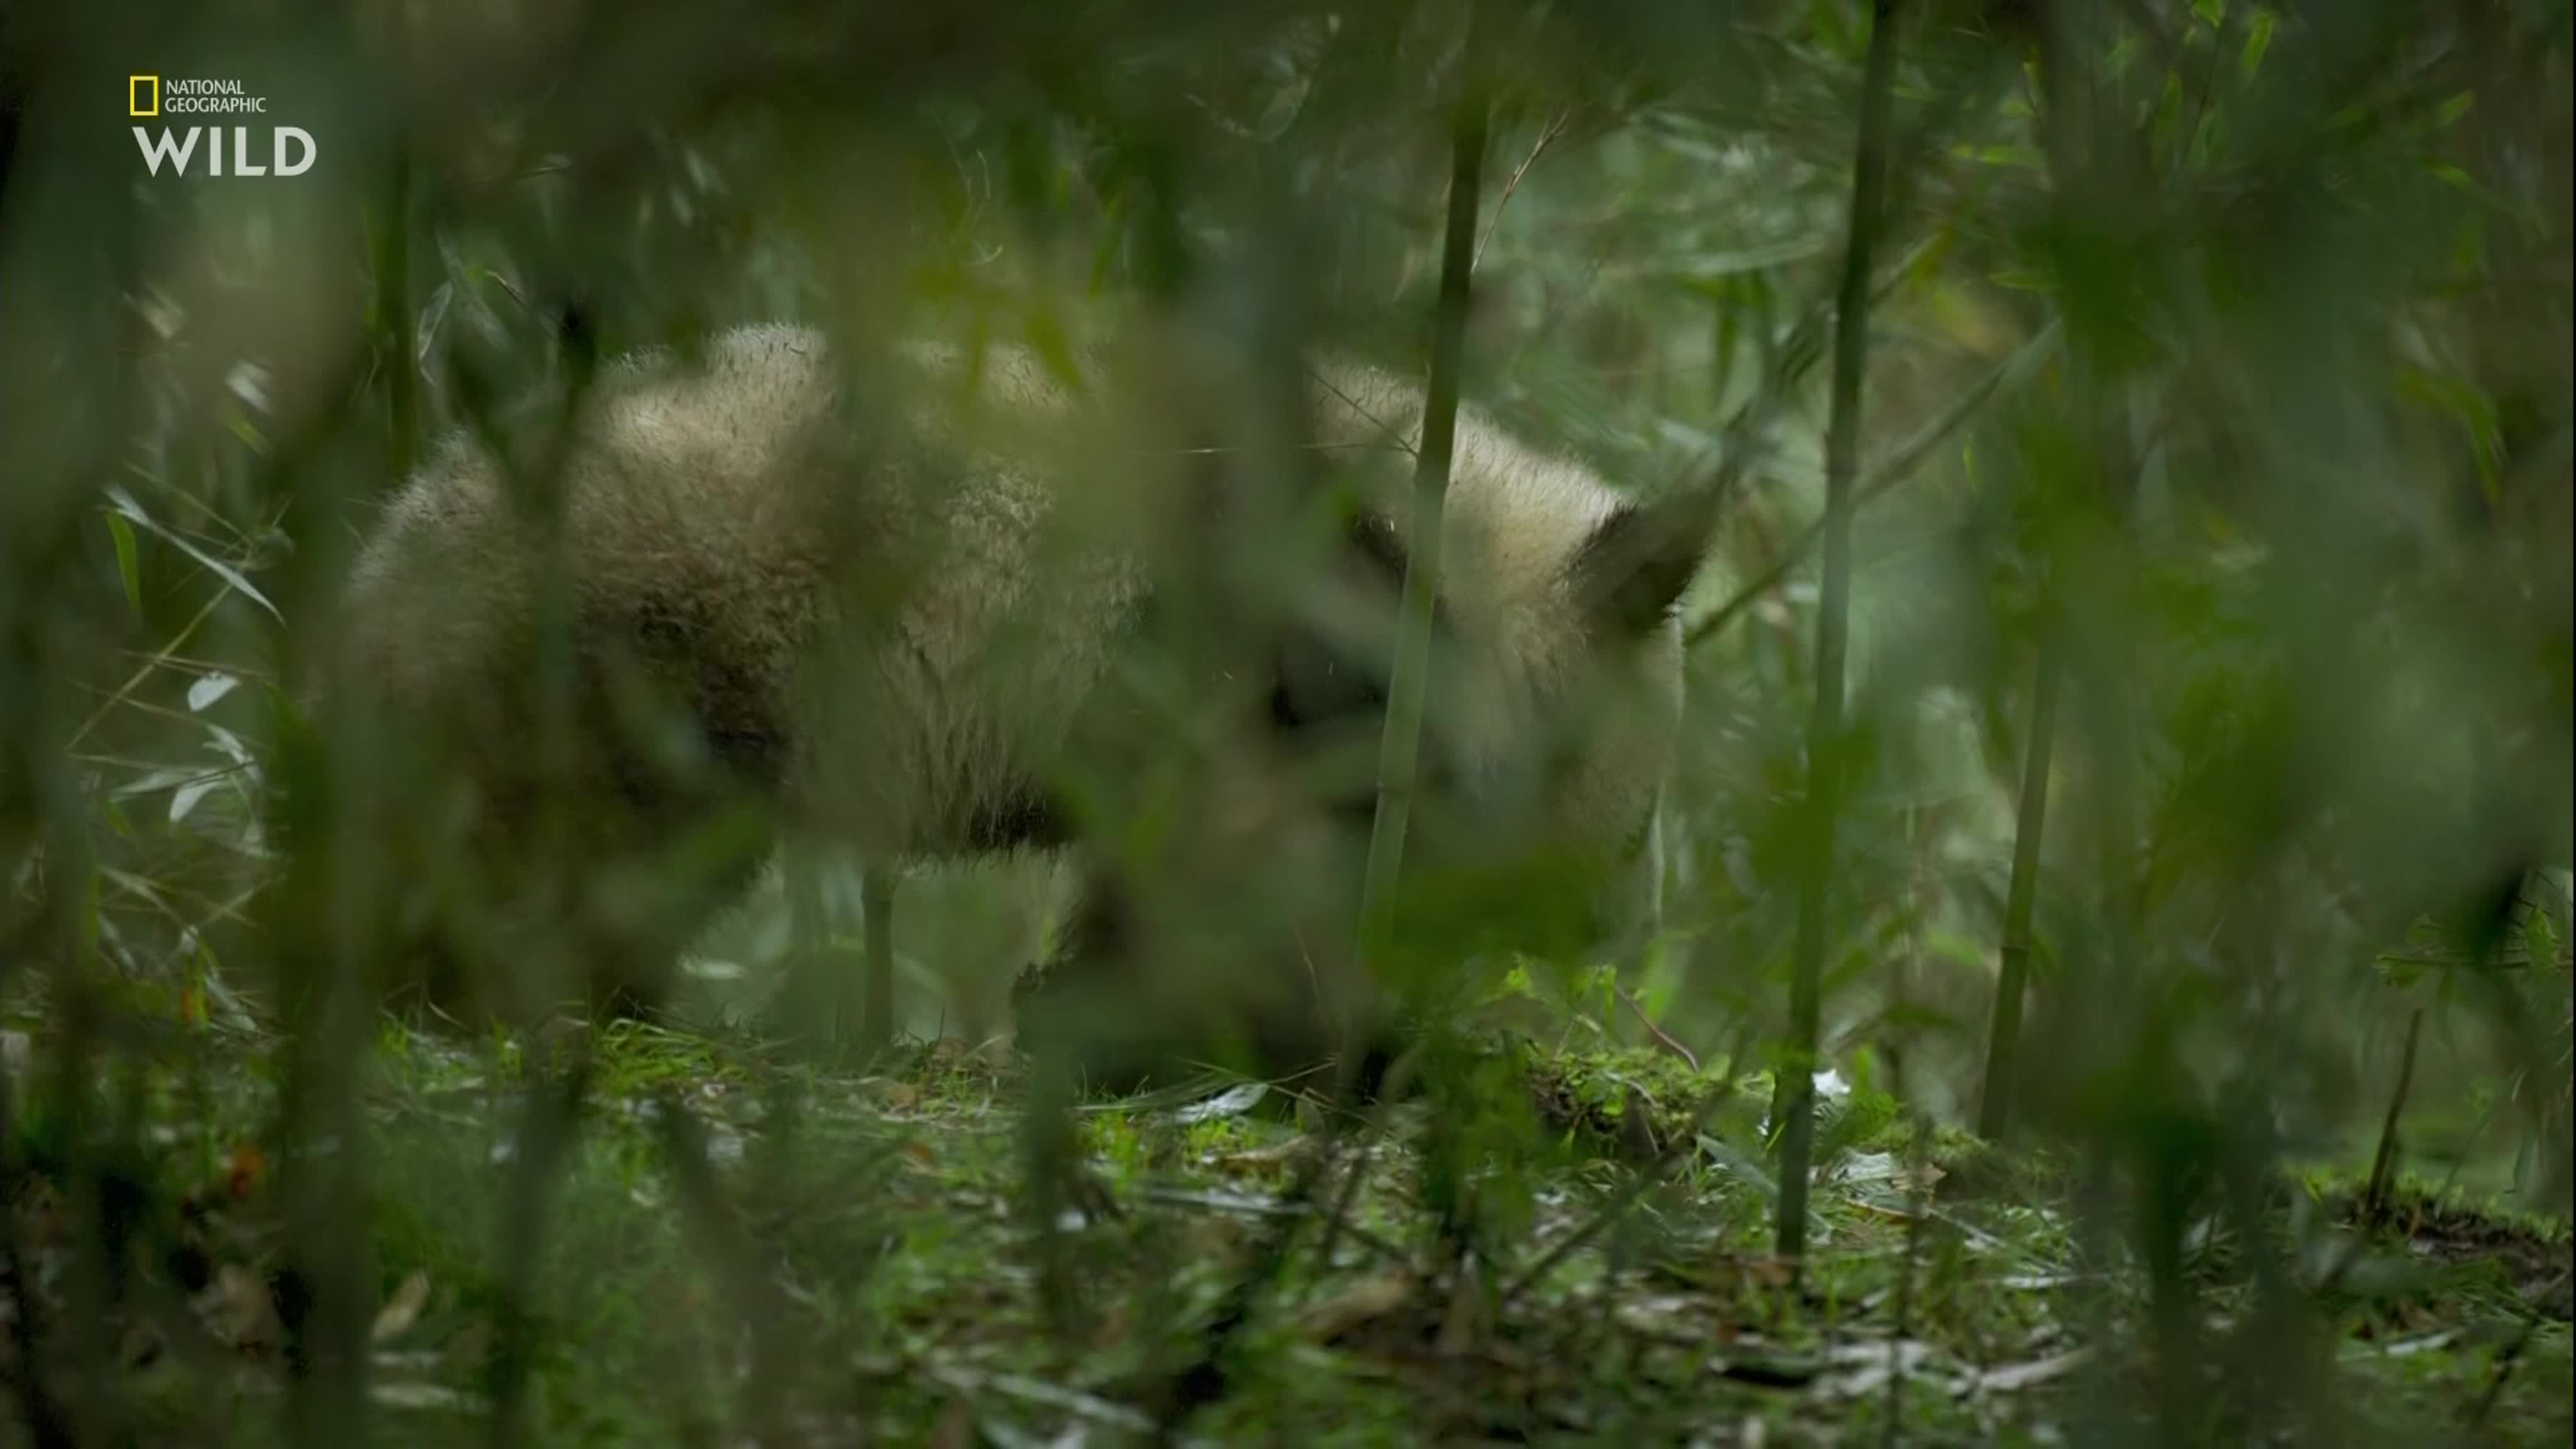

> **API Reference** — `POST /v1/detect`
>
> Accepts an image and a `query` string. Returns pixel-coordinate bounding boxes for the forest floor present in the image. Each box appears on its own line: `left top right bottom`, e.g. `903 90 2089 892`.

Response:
2 1009 2568 1446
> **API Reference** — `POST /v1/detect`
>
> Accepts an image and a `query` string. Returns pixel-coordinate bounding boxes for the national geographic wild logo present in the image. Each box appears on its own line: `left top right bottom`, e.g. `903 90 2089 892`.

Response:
128 74 318 179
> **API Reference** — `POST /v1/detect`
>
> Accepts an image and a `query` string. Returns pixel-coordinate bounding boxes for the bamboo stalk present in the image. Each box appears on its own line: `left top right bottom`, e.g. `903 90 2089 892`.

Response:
1774 0 1906 1272
861 862 896 1060
1357 67 1489 960
1978 647 2063 1138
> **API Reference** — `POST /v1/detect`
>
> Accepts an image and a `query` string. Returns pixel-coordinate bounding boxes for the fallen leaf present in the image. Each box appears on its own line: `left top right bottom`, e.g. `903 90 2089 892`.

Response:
1296 1271 1414 1343
187 671 240 713
372 1269 431 1343
2370 1329 2463 1358
1210 1136 1319 1171
197 1264 282 1353
1977 1346 2090 1393
1833 1150 1903 1185
867 1080 923 1112
1170 1082 1268 1124
1819 1338 1935 1399
371 1381 486 1413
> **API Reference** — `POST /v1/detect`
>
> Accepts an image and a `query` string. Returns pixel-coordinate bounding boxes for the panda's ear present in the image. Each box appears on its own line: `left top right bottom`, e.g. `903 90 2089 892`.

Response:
1568 486 1720 638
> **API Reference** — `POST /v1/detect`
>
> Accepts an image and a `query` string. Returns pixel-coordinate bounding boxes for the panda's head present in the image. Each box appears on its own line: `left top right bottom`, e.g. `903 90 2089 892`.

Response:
1262 363 1716 928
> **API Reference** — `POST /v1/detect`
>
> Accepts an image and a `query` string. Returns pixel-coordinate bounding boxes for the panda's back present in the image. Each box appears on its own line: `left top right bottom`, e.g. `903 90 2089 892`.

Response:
345 326 1148 862
737 328 1158 860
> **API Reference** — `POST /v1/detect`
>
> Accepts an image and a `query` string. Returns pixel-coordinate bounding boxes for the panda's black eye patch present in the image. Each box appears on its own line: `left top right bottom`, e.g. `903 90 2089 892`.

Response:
1261 506 1476 823
1345 511 1410 588
1336 508 1457 646
1263 508 1440 736
1269 628 1387 733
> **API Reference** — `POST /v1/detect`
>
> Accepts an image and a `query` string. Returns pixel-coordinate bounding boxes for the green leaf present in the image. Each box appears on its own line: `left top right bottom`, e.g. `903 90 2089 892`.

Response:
1699 1133 1779 1197
2395 365 2504 497
103 487 280 622
1957 143 2047 171
1667 235 1833 284
2240 11 2275 82
2450 214 2487 282
106 513 143 617
2427 164 2507 214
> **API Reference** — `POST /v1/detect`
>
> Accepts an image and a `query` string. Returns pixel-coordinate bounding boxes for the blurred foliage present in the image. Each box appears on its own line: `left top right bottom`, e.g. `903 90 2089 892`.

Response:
1 0 2570 1443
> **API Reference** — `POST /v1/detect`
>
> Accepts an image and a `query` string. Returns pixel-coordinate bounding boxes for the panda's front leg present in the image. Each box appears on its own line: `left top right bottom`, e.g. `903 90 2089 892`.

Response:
1010 868 1186 1094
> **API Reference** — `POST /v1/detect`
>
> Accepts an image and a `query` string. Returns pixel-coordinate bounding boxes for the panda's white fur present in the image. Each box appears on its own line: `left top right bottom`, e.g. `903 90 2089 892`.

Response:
338 322 1702 1033
1296 360 1690 867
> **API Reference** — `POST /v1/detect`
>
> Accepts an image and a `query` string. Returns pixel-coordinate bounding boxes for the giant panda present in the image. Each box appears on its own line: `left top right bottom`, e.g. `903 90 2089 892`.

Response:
332 321 1717 1084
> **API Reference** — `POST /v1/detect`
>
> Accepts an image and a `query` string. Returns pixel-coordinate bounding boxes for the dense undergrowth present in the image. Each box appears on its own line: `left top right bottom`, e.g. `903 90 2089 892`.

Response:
4 1005 2565 1446
4 1 2571 1443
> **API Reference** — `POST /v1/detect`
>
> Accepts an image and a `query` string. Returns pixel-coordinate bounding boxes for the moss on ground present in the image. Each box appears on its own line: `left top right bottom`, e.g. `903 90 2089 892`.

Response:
3 1014 2567 1445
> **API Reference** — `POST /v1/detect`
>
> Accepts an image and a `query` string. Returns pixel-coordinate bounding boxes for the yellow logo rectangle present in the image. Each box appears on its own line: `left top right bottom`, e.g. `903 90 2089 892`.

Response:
128 75 158 116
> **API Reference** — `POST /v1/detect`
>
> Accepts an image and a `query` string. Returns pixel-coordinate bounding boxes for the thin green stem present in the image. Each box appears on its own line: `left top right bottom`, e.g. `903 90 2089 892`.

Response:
1774 0 1906 1272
